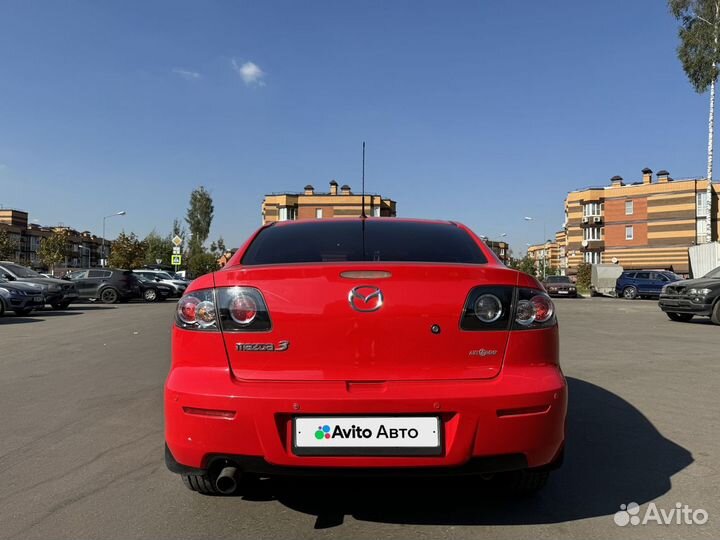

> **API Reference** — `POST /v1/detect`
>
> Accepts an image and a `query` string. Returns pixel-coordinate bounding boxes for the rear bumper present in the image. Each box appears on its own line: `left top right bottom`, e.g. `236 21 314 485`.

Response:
165 365 567 473
659 296 713 315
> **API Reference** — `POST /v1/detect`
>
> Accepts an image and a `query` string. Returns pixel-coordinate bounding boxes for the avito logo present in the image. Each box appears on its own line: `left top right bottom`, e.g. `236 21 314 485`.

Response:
314 424 420 441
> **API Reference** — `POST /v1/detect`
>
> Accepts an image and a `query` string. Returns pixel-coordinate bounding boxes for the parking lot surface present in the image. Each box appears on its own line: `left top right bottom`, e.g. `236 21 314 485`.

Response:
0 298 718 540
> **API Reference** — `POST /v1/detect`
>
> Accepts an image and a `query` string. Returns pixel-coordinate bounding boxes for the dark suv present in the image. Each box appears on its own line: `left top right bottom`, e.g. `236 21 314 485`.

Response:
0 261 78 309
615 270 682 299
66 268 138 304
659 265 720 324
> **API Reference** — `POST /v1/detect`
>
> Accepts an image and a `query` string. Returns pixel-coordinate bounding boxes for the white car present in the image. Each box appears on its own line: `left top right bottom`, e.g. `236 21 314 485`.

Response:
133 270 188 297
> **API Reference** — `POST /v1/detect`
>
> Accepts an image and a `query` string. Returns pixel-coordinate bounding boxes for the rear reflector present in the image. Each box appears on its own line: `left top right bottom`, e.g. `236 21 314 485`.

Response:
182 407 236 419
496 404 550 417
340 270 392 279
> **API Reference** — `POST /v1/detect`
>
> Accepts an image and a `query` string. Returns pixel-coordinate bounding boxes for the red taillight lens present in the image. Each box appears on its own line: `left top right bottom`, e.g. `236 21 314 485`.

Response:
175 290 217 330
531 294 553 323
229 294 258 326
513 289 555 329
177 295 200 324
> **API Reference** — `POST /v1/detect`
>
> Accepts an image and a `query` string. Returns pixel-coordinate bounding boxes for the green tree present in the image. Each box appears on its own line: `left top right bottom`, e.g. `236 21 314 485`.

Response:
37 229 70 273
0 228 18 260
185 186 214 250
576 262 592 290
669 0 720 242
187 250 219 278
509 256 537 277
109 232 147 269
144 230 173 266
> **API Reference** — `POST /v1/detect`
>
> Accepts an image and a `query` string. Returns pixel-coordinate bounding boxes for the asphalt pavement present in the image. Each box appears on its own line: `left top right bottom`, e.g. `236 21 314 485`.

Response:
0 298 717 539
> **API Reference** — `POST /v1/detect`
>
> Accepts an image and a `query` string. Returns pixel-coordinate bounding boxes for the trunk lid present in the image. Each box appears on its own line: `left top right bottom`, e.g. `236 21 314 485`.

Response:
214 264 518 382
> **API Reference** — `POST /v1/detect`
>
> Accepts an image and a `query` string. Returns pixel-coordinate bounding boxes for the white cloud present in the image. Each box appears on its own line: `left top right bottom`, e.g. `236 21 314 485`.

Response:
231 59 265 86
172 68 201 80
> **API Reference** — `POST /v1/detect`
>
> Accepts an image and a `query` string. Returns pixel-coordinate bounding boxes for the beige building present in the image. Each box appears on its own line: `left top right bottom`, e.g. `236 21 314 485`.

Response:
0 208 108 269
560 168 719 275
262 181 396 224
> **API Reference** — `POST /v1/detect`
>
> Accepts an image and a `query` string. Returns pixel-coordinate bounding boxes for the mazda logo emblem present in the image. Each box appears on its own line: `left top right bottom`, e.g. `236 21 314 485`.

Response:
348 286 384 312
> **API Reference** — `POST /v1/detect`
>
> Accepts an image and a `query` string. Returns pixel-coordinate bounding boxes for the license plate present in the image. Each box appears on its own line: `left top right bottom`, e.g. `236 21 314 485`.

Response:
558 290 569 294
663 300 678 306
33 296 43 302
293 416 442 456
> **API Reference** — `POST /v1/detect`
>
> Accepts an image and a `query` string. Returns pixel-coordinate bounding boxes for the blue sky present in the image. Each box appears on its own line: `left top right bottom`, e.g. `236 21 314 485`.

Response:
0 0 713 255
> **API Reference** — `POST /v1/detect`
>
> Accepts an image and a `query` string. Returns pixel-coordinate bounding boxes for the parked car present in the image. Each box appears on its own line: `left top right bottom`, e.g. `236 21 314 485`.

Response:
542 275 577 297
65 268 137 304
133 270 188 297
615 270 682 299
135 275 173 302
165 218 566 496
0 277 45 316
658 265 720 324
0 261 78 309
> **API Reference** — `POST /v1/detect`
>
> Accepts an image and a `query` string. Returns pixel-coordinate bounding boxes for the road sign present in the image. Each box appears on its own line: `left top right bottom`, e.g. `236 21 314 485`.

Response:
171 254 182 265
172 235 183 247
172 246 181 255
156 259 162 265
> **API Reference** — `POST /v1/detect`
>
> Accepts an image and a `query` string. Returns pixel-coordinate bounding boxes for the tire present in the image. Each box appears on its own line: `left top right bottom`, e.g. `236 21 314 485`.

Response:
711 301 720 325
622 286 638 300
99 287 119 304
14 307 33 316
182 473 218 495
0 300 5 317
50 301 71 310
143 288 158 302
667 312 694 322
504 469 550 496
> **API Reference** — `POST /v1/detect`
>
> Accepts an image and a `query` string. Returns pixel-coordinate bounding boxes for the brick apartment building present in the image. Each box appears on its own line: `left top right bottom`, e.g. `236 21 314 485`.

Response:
484 239 510 265
262 181 396 224
0 208 108 269
558 168 719 275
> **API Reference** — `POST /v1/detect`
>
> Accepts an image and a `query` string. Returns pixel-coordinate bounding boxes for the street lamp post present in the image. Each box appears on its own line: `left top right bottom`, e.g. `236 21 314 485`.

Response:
101 211 126 268
524 217 547 279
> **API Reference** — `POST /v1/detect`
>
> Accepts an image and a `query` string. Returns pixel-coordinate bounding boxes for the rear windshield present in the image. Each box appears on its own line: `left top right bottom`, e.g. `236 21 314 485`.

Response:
241 220 488 265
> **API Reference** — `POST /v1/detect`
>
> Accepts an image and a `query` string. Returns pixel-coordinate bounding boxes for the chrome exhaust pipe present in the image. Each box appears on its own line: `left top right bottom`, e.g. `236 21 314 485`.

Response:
215 466 238 494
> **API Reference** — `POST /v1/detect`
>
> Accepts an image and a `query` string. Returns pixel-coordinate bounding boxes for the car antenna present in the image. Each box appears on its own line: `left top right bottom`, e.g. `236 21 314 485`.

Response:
361 141 367 219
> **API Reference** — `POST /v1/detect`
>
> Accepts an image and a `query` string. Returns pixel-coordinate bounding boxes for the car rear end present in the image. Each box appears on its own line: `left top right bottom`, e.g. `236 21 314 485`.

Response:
165 219 566 495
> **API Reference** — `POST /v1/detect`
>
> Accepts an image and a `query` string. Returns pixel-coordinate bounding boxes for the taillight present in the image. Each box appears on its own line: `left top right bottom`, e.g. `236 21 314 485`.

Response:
461 286 555 331
175 287 271 332
512 288 555 330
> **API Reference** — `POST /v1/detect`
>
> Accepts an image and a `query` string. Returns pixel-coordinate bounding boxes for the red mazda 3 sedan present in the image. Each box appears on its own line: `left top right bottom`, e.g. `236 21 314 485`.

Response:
165 218 567 495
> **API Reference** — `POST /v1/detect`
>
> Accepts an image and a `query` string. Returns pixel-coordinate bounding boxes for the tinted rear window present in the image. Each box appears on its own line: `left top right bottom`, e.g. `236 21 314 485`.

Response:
242 221 488 265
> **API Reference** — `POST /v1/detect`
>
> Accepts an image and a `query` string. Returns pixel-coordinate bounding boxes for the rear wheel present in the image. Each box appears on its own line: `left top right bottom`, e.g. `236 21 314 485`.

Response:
99 288 119 304
711 301 720 325
0 300 4 316
14 307 33 316
622 286 638 300
143 288 158 302
667 312 693 322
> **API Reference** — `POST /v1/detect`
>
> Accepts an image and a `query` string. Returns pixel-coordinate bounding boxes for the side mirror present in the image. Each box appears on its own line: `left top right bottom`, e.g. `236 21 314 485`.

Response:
155 277 162 282
3 273 15 281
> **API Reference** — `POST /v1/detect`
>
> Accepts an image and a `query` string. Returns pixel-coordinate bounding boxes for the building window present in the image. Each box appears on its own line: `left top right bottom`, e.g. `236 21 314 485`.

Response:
583 202 602 217
625 225 633 240
583 227 601 241
584 251 601 264
697 191 708 217
315 208 323 219
697 219 707 244
279 207 297 221
625 200 633 215
373 207 381 217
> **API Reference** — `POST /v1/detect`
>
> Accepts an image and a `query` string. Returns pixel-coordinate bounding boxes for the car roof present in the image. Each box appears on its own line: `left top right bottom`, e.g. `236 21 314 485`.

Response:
270 217 457 228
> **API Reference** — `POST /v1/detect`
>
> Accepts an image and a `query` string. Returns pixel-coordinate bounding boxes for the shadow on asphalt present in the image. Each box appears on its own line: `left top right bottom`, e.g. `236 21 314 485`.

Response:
0 305 117 323
234 377 693 529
